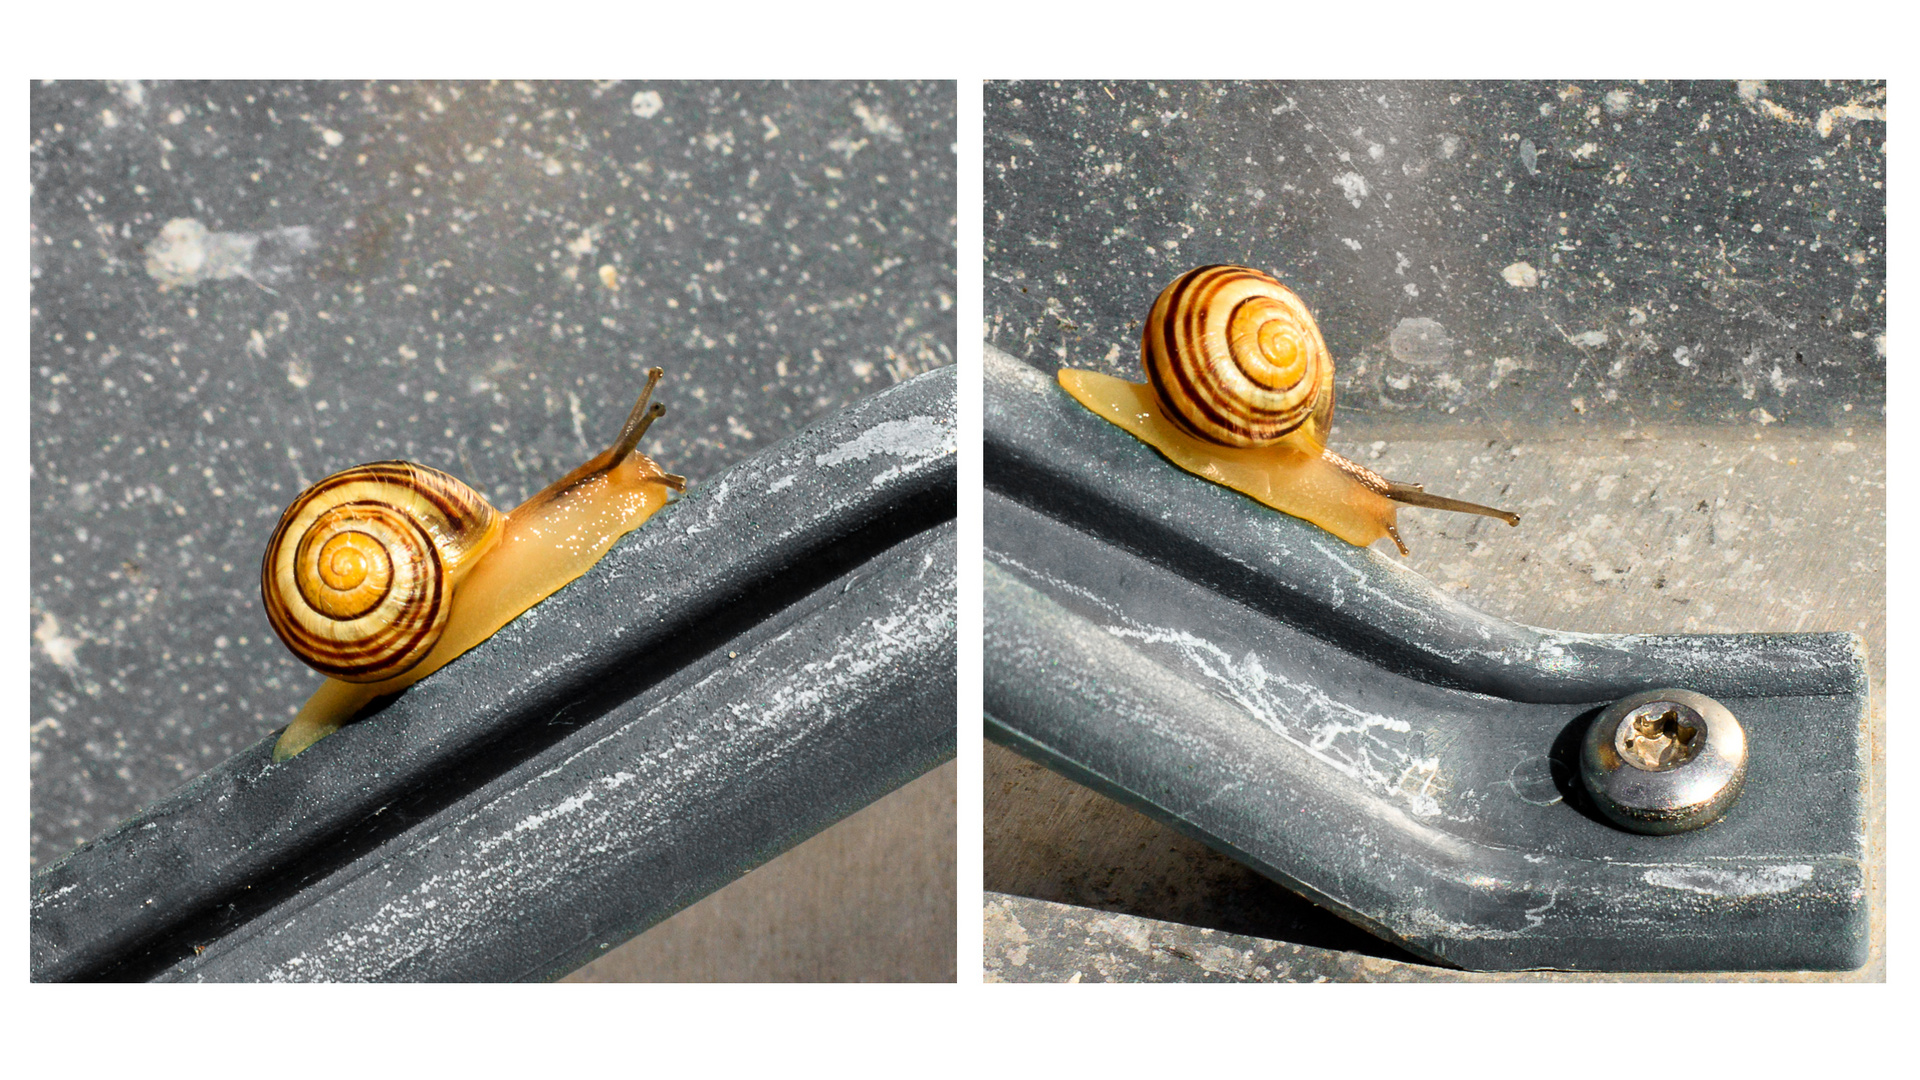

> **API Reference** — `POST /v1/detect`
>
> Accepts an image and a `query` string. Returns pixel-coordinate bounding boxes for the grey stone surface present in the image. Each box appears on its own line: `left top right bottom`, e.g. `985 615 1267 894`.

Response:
985 80 1884 429
31 80 955 873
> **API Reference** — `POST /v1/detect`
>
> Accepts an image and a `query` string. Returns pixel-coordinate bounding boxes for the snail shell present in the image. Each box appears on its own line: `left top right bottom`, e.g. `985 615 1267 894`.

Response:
1060 265 1517 555
1145 264 1335 448
262 462 504 683
263 368 685 761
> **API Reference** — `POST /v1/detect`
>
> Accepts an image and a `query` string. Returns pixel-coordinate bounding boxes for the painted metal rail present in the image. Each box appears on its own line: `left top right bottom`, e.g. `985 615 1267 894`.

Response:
983 346 1867 972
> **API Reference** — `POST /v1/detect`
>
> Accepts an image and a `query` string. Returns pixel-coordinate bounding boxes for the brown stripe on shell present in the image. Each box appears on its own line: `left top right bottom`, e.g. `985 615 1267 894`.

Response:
1169 267 1317 442
1156 266 1266 441
279 503 440 676
1146 267 1244 441
1173 267 1260 439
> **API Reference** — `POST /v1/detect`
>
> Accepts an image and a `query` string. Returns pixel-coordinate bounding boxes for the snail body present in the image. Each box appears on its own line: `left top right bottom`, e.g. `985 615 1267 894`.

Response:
263 367 686 761
1058 265 1517 555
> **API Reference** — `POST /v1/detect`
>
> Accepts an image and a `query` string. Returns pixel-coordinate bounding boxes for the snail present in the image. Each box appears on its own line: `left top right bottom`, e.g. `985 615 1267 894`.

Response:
1057 265 1518 555
262 366 686 761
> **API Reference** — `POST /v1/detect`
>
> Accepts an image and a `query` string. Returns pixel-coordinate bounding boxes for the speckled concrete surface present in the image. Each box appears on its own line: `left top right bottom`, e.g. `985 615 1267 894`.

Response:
982 80 1882 980
30 80 954 978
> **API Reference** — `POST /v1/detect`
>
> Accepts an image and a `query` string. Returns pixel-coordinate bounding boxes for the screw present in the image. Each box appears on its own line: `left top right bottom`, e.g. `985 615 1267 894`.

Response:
1579 688 1747 835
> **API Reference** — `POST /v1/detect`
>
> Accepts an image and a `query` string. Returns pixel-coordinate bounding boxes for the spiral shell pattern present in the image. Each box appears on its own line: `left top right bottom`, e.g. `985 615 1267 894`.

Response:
262 462 504 683
1142 265 1336 448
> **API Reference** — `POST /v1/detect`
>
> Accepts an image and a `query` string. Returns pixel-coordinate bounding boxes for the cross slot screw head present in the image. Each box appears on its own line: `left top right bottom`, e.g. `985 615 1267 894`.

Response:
1580 689 1747 835
1616 701 1705 771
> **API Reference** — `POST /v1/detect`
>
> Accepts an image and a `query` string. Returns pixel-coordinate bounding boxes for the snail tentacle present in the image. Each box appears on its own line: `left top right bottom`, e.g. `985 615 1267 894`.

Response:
1377 479 1521 526
1321 448 1521 525
607 368 687 491
608 366 667 467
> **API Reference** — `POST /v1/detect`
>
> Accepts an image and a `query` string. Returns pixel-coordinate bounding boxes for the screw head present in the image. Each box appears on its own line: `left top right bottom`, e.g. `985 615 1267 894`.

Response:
1580 688 1747 835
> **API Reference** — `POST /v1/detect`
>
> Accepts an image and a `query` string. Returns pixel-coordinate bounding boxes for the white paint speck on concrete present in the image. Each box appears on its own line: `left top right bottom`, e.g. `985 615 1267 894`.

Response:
34 611 81 669
1333 171 1370 208
143 218 316 289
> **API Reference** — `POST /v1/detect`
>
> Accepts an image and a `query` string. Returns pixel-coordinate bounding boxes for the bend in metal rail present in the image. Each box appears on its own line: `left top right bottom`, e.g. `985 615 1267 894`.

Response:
983 345 1867 972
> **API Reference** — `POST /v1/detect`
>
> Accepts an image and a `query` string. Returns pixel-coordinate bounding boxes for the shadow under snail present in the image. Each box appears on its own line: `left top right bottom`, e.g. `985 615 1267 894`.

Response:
1057 264 1519 555
261 367 686 761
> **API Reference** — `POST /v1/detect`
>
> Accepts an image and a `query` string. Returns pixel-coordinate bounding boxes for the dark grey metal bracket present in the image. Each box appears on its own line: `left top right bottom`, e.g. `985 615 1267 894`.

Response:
32 365 957 982
983 346 1867 973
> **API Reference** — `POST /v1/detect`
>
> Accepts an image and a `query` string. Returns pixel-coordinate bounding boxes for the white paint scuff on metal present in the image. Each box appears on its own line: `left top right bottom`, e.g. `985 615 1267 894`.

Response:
814 413 956 486
1642 864 1814 897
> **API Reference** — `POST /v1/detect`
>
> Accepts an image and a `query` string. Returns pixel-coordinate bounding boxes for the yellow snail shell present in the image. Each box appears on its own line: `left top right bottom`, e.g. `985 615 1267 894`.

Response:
1059 265 1518 555
262 461 505 684
262 367 687 761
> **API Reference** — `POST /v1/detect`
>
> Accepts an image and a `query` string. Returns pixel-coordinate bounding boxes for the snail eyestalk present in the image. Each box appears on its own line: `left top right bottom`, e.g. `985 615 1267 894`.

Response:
608 366 668 466
1380 480 1520 527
